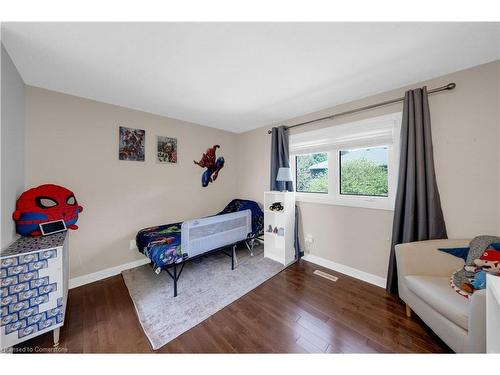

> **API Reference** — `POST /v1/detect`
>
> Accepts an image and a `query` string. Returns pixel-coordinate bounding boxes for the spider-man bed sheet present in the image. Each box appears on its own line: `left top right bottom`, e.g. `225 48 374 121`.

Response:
136 199 264 272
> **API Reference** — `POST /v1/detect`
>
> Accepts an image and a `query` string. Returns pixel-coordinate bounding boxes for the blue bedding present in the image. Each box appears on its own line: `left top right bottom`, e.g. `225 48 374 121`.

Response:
136 199 263 271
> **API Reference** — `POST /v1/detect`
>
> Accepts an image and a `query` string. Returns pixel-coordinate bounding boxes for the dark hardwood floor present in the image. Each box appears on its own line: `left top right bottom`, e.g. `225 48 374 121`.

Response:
14 260 451 353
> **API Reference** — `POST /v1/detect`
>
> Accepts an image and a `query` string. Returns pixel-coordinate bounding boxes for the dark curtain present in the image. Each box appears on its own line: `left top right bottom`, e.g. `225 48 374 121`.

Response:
269 126 303 259
270 126 293 191
386 87 448 294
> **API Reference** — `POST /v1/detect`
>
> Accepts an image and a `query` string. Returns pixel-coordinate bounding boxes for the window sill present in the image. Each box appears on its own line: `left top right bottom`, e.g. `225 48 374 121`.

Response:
295 193 394 211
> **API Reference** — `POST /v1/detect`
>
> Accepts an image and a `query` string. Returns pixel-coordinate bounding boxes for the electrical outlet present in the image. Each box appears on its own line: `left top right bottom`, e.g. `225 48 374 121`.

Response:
129 239 137 250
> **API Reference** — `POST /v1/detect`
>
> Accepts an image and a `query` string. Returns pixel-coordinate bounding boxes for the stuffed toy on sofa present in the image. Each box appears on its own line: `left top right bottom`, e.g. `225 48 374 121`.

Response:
474 248 500 274
471 271 488 290
449 236 500 298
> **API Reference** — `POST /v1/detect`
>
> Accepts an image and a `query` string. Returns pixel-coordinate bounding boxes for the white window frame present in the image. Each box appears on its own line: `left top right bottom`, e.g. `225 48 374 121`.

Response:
290 112 401 211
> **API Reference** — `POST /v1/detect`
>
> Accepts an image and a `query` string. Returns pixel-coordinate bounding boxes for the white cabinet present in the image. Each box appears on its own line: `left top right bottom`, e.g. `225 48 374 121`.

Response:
1 232 69 349
263 191 295 266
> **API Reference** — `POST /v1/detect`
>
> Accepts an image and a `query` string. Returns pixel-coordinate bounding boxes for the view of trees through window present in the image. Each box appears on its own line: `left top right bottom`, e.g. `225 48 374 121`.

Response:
340 146 388 196
295 153 328 193
295 147 389 196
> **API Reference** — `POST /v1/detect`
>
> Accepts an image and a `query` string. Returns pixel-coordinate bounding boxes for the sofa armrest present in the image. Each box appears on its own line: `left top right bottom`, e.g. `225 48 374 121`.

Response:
467 289 486 353
395 239 469 278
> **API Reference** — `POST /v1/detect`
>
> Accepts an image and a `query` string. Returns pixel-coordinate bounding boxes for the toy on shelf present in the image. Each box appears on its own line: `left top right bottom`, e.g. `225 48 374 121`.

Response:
266 225 285 236
269 202 284 212
12 184 83 236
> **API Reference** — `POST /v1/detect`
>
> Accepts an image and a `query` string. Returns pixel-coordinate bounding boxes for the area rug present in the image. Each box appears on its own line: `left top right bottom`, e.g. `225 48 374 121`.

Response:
122 245 283 350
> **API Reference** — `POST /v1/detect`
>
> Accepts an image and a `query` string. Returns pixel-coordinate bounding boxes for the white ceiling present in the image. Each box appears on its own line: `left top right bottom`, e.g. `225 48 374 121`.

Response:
2 22 499 133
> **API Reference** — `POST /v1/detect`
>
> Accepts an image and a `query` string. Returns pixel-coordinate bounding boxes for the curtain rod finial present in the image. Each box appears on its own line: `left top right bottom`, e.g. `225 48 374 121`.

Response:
447 82 456 90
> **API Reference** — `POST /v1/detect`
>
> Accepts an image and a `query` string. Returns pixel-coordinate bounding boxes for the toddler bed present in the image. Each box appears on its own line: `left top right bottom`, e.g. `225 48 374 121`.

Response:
136 199 264 296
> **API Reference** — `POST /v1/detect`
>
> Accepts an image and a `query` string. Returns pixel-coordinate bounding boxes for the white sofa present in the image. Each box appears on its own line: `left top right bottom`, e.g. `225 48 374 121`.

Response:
396 239 486 353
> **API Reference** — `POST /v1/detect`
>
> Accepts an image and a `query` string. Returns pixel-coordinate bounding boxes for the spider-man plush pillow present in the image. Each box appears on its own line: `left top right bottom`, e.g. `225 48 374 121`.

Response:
12 184 83 236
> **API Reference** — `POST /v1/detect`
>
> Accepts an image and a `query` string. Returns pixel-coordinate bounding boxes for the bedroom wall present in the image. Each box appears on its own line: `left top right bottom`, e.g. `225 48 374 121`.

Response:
237 60 500 281
1 43 25 249
25 87 239 280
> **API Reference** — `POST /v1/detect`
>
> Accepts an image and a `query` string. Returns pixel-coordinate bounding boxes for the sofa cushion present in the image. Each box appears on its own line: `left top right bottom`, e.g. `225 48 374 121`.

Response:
405 275 470 330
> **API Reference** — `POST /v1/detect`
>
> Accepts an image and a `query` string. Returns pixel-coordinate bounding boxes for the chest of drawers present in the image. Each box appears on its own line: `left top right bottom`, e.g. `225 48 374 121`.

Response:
1 232 68 349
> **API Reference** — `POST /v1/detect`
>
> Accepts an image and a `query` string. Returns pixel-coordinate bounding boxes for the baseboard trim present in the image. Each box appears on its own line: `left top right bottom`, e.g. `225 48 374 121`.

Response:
69 254 386 290
69 258 150 289
302 254 386 289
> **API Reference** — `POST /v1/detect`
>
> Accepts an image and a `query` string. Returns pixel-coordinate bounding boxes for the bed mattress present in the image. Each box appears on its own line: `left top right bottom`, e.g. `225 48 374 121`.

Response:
136 199 263 271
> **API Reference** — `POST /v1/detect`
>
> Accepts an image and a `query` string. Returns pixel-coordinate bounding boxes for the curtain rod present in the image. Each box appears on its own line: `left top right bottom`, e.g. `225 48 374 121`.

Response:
266 82 456 134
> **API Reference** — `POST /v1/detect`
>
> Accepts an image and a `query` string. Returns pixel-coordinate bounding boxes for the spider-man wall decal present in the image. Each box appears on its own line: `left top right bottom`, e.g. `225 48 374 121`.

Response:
194 145 225 187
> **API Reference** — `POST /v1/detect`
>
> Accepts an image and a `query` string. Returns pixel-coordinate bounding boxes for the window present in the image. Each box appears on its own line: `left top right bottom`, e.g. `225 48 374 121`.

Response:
339 146 388 197
289 112 401 210
295 153 328 193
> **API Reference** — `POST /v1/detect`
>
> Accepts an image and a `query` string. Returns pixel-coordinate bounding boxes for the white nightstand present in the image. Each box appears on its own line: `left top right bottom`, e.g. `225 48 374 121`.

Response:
263 191 295 266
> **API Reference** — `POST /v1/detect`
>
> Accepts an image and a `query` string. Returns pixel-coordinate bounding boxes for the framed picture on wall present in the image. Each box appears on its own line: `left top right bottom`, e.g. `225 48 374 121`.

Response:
157 136 178 163
119 126 145 161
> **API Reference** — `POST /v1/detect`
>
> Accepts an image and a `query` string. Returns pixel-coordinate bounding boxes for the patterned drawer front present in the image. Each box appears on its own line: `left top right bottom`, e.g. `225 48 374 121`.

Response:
9 300 30 314
1 236 66 348
39 250 57 260
19 253 38 264
1 276 18 287
7 264 28 276
27 312 46 326
19 324 38 338
18 306 38 319
30 294 49 307
29 260 48 272
9 282 30 294
39 283 57 295
38 317 57 331
30 277 49 289
46 306 62 318
5 319 27 334
18 271 39 282
1 258 18 268
1 312 19 326
1 294 18 307
18 289 38 301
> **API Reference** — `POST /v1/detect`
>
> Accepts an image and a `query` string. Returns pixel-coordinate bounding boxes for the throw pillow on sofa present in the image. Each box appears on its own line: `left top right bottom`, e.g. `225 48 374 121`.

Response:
438 247 470 262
